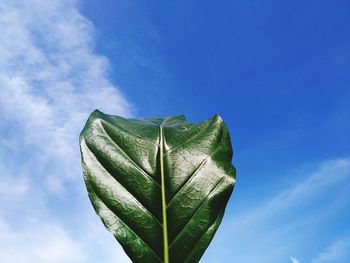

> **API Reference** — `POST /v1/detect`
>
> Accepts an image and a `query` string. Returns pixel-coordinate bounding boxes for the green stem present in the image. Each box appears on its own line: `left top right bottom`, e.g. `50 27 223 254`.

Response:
160 127 169 263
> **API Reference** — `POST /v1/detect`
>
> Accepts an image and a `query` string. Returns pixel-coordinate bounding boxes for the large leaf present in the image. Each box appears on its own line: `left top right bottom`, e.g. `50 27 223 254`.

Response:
79 110 236 263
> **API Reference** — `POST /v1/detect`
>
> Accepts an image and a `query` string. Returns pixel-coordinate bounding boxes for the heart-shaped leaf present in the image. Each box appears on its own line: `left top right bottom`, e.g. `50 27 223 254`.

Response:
79 110 236 263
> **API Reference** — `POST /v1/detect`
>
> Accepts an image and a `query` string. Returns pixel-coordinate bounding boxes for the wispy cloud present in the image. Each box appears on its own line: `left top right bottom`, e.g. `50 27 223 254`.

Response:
290 256 300 263
0 219 86 263
202 158 350 263
0 0 132 262
0 0 132 191
312 238 350 263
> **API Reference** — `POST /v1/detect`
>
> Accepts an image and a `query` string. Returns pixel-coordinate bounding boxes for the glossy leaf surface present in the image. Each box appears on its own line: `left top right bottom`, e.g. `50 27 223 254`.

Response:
79 110 236 263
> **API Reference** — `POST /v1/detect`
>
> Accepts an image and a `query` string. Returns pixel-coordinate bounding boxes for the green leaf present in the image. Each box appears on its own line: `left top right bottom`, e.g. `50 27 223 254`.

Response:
79 110 236 263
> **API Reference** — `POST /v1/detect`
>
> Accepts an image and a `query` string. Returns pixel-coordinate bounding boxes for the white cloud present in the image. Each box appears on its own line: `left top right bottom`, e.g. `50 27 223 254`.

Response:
0 0 133 193
0 215 131 263
0 219 86 263
0 167 29 203
290 256 300 263
0 0 133 262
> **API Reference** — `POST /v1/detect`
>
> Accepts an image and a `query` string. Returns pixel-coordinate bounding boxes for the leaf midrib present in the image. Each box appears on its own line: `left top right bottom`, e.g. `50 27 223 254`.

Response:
160 124 169 263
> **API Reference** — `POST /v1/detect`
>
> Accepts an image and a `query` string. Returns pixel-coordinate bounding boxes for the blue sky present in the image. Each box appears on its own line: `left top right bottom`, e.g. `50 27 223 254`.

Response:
0 1 349 262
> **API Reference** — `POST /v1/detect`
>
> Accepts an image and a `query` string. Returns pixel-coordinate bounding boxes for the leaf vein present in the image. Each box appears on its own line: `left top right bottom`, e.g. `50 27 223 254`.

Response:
100 120 161 188
88 181 163 262
164 121 212 155
84 140 162 227
183 210 224 263
169 175 226 248
167 125 224 207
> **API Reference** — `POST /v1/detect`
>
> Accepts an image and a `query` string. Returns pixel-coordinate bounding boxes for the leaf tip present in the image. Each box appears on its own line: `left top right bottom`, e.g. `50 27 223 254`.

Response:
79 109 104 142
210 114 226 129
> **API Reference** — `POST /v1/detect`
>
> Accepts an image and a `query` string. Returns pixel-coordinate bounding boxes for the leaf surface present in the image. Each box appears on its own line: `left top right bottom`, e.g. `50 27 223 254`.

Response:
79 110 236 263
